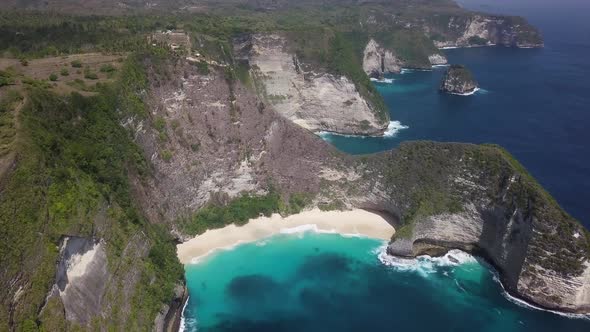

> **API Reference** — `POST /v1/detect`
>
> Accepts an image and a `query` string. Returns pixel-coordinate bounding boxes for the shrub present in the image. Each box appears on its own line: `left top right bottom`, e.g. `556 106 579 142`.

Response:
60 68 69 76
84 67 98 80
99 63 117 73
161 150 173 162
49 73 58 81
196 61 209 75
71 60 82 68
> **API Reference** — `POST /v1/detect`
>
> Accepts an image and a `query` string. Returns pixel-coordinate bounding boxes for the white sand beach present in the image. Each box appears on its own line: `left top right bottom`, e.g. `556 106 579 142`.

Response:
176 209 396 264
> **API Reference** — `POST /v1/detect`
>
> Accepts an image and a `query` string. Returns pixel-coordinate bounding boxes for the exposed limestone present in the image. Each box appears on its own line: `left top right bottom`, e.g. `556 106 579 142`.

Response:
54 237 108 326
440 65 478 95
428 54 448 66
362 39 404 77
435 15 544 49
233 34 388 135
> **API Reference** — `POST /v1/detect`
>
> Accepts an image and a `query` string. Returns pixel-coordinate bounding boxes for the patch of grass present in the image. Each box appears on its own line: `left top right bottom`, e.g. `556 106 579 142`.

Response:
84 67 98 80
160 149 172 162
0 70 16 87
0 51 181 330
195 60 209 75
60 68 69 76
71 59 82 68
182 192 282 236
49 73 58 81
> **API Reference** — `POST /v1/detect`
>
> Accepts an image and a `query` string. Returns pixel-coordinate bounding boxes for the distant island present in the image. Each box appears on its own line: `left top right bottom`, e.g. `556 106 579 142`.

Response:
440 65 479 95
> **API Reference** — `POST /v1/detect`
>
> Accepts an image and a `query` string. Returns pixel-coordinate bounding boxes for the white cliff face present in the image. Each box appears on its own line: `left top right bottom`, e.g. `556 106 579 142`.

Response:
517 262 590 313
362 39 403 77
435 15 543 49
236 34 388 135
428 54 448 66
53 237 109 326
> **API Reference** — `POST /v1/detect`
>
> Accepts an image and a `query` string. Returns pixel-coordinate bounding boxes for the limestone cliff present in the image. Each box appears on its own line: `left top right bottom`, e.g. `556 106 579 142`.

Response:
378 143 590 314
232 34 389 136
362 39 404 77
431 15 544 48
128 58 589 315
362 38 448 77
440 65 478 95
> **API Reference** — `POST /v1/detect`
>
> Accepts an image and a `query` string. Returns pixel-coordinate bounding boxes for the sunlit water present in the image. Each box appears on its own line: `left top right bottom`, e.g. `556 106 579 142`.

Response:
182 232 590 331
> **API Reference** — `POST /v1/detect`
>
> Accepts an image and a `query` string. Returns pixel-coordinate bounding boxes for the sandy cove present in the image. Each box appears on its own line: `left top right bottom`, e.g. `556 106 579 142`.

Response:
176 208 396 264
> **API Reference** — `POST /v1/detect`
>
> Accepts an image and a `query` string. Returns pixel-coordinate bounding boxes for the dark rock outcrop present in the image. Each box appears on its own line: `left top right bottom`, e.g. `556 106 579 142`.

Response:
440 65 479 95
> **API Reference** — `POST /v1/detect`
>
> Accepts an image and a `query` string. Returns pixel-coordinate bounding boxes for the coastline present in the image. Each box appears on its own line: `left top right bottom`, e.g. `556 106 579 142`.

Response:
176 208 396 264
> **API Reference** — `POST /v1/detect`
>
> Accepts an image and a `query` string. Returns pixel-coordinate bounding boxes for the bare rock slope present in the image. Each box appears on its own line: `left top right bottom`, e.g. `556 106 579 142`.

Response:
233 34 389 135
133 59 589 314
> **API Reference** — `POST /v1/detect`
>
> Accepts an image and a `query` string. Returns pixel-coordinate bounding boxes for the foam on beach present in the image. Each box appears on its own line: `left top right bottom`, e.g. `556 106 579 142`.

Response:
177 209 395 264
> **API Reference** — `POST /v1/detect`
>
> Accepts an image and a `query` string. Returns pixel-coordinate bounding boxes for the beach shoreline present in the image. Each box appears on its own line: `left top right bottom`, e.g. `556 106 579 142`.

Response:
176 208 396 264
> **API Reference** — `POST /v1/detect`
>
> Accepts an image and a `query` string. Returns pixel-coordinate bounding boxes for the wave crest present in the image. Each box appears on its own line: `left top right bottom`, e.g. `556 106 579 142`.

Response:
376 246 477 277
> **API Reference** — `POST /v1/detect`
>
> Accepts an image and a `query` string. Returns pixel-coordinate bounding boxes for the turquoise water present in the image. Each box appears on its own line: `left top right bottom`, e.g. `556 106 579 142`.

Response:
182 232 590 331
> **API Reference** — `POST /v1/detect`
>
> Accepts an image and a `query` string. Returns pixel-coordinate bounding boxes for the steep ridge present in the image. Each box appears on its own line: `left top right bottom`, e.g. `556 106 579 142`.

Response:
132 57 589 314
232 33 389 135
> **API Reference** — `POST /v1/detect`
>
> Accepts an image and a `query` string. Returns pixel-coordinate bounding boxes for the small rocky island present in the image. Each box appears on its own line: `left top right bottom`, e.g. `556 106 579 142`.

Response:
440 65 479 95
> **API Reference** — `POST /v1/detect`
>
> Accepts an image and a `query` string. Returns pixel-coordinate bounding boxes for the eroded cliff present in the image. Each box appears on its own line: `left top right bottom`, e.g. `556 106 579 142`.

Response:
232 33 389 135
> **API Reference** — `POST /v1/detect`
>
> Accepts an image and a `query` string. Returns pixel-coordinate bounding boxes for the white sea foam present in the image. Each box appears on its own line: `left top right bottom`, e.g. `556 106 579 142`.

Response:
383 121 409 137
449 87 481 96
188 240 247 264
401 68 432 74
376 246 477 278
279 223 367 239
490 270 590 320
370 77 395 84
178 295 191 332
376 245 590 320
432 64 450 68
317 121 408 139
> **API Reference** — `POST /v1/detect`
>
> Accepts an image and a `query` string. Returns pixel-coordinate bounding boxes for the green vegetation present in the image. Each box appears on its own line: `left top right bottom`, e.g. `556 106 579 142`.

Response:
49 73 58 81
161 149 173 162
181 190 317 236
84 67 98 80
195 60 209 75
468 36 488 45
0 70 16 87
0 89 22 156
0 50 182 331
375 30 440 69
60 68 69 76
287 29 387 121
71 59 83 68
182 192 282 235
99 63 117 73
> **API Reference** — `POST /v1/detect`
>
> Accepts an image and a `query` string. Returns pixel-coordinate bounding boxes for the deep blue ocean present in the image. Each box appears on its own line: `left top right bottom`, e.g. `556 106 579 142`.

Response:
182 1 590 331
322 0 590 227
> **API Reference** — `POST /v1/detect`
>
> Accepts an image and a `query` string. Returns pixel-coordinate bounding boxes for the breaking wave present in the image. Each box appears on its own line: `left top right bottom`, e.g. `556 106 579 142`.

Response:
375 246 477 278
370 77 395 84
317 121 408 139
383 121 409 137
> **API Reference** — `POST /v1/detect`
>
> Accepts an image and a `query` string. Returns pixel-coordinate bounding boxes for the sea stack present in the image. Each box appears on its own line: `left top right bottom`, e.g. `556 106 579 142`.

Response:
440 65 479 95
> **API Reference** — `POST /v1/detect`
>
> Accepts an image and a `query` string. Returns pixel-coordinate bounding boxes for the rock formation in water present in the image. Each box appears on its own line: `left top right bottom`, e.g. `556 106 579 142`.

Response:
440 65 479 95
